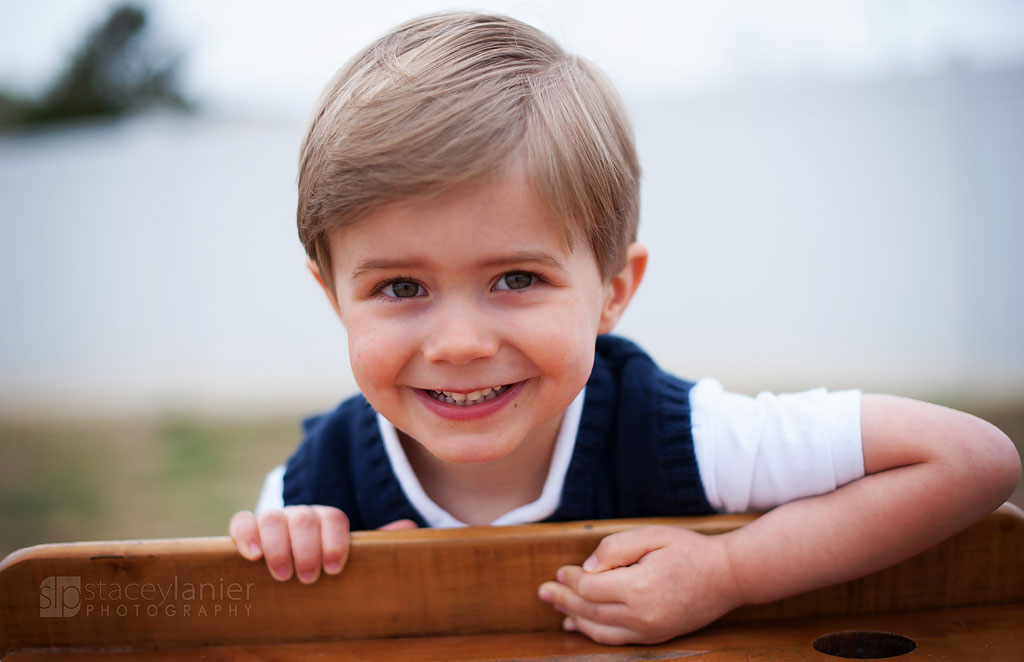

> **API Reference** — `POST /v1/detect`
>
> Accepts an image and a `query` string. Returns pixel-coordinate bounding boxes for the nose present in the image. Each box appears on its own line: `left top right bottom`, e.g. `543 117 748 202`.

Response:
421 300 500 365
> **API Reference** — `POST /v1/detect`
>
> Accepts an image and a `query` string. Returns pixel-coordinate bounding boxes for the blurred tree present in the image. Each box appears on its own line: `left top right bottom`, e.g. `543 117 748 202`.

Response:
1 4 190 127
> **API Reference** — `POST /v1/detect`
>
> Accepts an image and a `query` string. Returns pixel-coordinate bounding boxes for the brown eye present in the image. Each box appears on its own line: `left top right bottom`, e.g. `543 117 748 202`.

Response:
497 272 534 290
384 281 422 298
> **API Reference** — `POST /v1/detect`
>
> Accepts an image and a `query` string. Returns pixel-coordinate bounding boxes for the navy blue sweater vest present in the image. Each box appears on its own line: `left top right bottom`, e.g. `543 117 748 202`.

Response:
282 335 713 529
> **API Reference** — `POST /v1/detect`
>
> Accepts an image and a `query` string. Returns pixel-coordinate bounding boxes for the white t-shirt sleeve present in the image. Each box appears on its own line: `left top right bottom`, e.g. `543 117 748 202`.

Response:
254 464 286 515
690 378 864 513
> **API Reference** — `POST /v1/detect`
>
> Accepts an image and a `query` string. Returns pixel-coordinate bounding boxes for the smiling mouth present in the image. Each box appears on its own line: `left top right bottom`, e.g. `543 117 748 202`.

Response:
424 383 516 406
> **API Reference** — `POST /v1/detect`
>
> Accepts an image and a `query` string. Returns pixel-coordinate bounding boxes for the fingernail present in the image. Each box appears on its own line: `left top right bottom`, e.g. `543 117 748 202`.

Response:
272 565 291 581
556 568 566 583
582 556 598 572
248 543 261 558
324 562 341 574
538 586 552 601
299 570 316 584
563 617 577 632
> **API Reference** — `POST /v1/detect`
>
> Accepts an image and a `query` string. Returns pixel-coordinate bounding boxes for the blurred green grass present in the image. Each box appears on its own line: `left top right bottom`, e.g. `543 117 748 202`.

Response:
0 415 299 559
1 404 1022 560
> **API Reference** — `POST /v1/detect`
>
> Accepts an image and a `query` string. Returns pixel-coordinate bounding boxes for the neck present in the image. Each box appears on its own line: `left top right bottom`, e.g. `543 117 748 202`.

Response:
399 415 563 526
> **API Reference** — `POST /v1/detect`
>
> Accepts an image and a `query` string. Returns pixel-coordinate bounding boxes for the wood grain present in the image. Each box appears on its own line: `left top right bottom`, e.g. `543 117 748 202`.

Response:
3 604 1022 661
1 506 1021 657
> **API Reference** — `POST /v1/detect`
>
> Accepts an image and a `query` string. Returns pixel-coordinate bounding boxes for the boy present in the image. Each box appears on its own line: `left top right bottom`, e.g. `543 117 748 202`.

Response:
229 12 1020 645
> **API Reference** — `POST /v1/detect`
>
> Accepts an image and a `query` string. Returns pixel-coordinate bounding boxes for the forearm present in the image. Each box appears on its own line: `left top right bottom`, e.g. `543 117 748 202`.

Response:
722 465 964 604
721 395 1020 606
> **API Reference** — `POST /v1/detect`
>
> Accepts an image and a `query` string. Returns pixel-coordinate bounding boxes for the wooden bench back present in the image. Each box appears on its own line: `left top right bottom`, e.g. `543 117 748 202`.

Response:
2 507 1022 655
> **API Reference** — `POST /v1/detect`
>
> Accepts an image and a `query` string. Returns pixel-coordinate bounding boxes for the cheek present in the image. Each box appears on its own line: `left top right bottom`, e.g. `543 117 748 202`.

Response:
555 294 605 383
345 316 409 390
511 303 597 388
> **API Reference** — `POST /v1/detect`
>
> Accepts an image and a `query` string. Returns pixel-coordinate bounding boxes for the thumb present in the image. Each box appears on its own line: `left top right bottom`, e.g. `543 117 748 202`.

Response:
583 526 667 572
378 518 419 531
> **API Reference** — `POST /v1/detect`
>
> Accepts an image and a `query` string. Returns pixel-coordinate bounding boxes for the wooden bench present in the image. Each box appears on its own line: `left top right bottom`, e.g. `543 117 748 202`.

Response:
2 505 1022 660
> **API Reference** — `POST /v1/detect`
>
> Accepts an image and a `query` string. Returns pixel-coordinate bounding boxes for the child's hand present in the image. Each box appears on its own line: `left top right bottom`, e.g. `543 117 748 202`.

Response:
229 507 418 584
538 526 742 645
230 506 351 583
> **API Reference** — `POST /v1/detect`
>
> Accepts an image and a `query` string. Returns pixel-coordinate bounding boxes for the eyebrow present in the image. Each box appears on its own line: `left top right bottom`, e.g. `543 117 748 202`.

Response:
349 251 568 280
350 259 426 281
478 251 568 271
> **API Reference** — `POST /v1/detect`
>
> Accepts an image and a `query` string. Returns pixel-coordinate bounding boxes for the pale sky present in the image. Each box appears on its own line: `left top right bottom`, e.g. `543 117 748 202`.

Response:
3 0 1024 118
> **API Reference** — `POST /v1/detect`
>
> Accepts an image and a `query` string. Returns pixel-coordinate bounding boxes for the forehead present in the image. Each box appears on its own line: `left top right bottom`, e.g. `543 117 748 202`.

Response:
327 168 584 270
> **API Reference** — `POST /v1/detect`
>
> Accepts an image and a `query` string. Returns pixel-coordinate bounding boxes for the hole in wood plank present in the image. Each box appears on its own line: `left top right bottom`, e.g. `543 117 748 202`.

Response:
813 631 916 658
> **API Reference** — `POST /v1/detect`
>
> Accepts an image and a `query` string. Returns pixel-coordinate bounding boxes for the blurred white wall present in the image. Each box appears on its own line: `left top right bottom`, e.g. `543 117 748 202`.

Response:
624 67 1024 402
1 1 1022 417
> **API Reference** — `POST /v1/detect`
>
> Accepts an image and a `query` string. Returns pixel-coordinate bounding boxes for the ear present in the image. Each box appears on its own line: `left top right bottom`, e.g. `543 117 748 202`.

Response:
598 243 648 334
307 259 344 321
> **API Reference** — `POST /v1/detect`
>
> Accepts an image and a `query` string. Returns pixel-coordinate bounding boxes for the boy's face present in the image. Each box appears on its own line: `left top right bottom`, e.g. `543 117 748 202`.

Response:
317 166 639 466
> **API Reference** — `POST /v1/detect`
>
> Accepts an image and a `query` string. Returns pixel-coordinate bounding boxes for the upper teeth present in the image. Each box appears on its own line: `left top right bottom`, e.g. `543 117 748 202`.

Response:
432 385 507 406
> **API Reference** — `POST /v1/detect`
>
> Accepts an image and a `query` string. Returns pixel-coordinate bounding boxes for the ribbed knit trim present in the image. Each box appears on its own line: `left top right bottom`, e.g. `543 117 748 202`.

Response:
552 354 614 521
282 412 322 507
653 369 712 512
352 398 425 529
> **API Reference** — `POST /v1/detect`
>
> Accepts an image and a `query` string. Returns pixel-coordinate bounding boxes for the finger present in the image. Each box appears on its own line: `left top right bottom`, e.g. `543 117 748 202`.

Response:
285 505 323 584
378 518 419 530
538 580 629 625
556 564 628 603
229 511 263 561
562 614 638 646
584 526 669 573
257 510 294 581
314 505 350 574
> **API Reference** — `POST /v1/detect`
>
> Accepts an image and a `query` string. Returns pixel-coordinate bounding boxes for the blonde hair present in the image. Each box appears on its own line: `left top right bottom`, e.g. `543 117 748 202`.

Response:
297 11 639 292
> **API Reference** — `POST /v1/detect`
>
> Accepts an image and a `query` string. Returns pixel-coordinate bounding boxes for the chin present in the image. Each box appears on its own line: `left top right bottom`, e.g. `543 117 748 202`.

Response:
429 438 514 465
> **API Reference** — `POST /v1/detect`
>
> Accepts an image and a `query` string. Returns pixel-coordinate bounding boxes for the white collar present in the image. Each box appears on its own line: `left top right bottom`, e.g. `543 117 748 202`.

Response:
376 387 585 528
